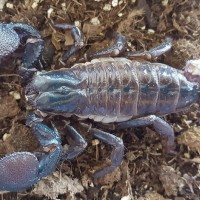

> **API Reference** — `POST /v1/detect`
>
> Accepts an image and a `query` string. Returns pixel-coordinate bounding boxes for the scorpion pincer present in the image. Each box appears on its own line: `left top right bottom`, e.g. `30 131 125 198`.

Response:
0 22 199 191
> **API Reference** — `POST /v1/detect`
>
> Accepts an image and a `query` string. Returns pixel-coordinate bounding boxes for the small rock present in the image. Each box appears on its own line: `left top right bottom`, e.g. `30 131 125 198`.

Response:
162 0 169 6
0 0 7 11
90 17 100 26
6 2 13 9
112 0 118 7
74 20 81 28
118 13 123 17
103 4 111 11
9 91 21 100
3 133 11 142
148 29 155 34
31 0 40 9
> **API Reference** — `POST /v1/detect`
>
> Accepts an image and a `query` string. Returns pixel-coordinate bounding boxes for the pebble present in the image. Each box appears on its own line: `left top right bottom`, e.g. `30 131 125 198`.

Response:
112 0 118 7
90 17 100 26
103 4 111 11
3 133 11 141
9 91 21 100
0 0 7 11
6 2 13 9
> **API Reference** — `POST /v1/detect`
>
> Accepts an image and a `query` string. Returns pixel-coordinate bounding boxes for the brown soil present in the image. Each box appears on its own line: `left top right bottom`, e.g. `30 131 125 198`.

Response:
0 0 200 199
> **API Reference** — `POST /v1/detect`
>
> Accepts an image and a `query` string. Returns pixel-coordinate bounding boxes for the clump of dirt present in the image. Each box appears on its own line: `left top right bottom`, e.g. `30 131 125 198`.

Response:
0 0 200 199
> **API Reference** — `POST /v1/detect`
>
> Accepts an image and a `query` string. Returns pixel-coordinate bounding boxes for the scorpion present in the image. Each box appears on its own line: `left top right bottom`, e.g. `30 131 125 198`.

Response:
0 22 199 192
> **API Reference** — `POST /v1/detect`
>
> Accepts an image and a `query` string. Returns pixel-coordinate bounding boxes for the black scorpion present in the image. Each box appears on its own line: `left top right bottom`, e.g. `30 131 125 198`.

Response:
0 22 199 191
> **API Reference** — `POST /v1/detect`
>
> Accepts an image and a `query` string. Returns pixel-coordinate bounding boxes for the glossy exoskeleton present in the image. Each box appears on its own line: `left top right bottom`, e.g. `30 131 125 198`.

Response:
0 23 199 191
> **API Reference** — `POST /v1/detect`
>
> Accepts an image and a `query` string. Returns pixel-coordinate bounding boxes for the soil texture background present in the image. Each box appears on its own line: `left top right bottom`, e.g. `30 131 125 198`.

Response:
0 0 200 199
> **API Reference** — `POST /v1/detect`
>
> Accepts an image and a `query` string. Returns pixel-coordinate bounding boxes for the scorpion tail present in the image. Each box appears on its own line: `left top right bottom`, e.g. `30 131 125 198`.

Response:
184 59 200 104
184 59 200 84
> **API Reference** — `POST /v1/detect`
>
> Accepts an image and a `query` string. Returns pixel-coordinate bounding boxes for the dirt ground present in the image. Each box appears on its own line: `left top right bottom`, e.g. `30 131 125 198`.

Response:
0 0 200 199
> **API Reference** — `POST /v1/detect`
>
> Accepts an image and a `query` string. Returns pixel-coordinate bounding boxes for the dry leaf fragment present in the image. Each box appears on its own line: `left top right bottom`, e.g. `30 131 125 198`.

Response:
177 127 200 154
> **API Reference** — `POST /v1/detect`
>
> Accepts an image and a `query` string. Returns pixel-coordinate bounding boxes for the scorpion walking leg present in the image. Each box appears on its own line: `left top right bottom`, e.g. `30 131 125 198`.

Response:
83 32 126 61
53 23 84 61
116 115 175 154
90 128 124 178
122 37 172 60
61 125 87 160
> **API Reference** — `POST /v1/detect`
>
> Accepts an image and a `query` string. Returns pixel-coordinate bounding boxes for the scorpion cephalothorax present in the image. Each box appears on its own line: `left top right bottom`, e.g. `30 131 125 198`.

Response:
0 22 199 191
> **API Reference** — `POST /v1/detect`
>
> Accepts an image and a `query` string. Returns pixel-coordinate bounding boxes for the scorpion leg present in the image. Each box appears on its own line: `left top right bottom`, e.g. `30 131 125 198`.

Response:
0 115 62 191
83 32 126 61
53 23 84 61
122 37 172 60
90 128 124 178
61 125 87 160
116 115 175 154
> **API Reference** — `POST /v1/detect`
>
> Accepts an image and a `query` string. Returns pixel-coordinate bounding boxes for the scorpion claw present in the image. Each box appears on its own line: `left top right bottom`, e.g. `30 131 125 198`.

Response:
0 114 63 192
0 152 39 191
0 22 44 84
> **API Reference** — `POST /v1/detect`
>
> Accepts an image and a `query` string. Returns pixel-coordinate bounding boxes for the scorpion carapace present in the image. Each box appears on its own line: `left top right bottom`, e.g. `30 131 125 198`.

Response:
0 22 199 192
27 58 199 123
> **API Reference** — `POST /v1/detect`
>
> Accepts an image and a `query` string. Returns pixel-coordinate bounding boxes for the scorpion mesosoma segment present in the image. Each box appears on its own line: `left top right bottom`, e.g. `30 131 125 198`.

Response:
0 23 200 192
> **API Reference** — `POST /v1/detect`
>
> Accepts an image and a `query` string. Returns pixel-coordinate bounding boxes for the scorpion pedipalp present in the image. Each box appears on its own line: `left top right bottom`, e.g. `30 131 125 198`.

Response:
0 152 39 191
0 22 44 85
0 114 62 191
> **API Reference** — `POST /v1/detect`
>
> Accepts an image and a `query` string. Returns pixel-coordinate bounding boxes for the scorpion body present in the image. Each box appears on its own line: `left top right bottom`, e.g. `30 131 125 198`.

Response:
27 57 199 123
0 22 200 192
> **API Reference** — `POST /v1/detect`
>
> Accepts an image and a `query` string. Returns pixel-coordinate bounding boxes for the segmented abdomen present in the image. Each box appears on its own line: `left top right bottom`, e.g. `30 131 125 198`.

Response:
72 58 199 123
